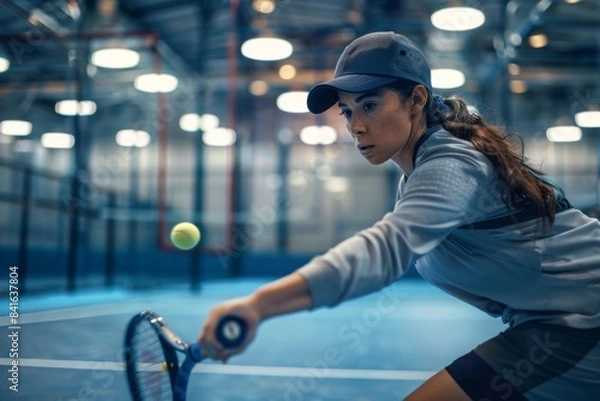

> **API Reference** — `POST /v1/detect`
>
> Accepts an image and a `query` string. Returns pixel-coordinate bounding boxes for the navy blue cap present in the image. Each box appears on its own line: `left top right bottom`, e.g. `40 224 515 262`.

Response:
307 32 432 114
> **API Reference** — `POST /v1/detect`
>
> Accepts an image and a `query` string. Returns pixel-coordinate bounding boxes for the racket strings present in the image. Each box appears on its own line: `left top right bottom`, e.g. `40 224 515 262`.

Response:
130 319 173 401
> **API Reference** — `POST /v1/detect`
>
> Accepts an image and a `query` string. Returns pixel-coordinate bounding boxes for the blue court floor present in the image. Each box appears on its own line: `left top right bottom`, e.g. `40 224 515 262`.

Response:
0 278 506 401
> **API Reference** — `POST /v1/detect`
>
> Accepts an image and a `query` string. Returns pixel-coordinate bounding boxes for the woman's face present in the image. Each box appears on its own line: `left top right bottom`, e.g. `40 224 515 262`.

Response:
337 86 426 170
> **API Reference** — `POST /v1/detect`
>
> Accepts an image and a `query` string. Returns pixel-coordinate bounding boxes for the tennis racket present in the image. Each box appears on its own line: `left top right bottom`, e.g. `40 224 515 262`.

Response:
124 310 247 401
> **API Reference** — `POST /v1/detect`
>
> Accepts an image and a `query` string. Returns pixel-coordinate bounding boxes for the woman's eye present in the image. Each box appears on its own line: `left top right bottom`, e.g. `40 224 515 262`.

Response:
339 109 351 119
363 102 376 112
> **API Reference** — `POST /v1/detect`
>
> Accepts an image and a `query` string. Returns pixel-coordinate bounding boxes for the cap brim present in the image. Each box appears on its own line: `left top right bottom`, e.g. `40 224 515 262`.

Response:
307 74 397 114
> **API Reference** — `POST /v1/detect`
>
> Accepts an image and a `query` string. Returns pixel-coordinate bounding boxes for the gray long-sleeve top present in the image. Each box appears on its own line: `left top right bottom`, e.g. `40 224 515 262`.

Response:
297 125 600 329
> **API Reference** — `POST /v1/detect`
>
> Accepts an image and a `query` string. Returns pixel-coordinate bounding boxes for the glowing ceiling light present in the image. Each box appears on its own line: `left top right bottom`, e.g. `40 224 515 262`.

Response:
203 127 236 147
509 34 522 46
55 100 97 116
546 126 582 142
253 0 275 13
249 80 269 96
528 33 548 49
0 57 9 73
134 73 178 93
180 113 220 132
0 120 32 136
279 64 296 80
299 125 337 145
574 111 600 128
199 114 220 131
431 7 485 31
324 177 350 194
91 48 140 69
179 113 200 132
241 37 293 61
431 68 465 89
277 91 309 113
116 129 151 148
508 63 520 75
510 80 528 94
41 132 75 149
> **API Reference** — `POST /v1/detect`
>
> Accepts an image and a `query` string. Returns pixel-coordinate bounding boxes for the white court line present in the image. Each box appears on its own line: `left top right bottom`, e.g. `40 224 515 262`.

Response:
0 299 216 326
0 303 146 326
0 358 435 381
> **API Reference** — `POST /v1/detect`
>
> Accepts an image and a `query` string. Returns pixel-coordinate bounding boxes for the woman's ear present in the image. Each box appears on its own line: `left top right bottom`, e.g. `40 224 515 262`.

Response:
409 85 428 114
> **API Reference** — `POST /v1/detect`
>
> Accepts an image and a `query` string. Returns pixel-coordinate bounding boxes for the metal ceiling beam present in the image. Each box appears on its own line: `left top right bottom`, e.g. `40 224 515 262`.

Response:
480 0 558 87
0 0 75 49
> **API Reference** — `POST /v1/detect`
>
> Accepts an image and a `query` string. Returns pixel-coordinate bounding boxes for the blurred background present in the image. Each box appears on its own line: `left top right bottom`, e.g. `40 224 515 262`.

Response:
0 0 599 294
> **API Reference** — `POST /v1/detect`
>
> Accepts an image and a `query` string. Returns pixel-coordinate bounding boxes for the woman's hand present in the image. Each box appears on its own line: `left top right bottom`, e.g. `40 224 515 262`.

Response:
198 295 261 362
198 273 312 362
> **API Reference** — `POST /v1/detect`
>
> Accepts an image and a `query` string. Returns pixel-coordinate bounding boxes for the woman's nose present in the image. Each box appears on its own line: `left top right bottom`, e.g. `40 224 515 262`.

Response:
349 116 365 136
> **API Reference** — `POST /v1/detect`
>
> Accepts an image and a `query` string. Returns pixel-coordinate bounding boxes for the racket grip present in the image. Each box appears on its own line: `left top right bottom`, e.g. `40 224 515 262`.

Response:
215 315 247 349
188 342 204 362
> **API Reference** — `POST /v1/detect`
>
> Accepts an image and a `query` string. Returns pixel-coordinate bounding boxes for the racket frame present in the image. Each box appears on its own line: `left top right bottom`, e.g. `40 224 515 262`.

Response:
124 310 246 401
124 311 199 401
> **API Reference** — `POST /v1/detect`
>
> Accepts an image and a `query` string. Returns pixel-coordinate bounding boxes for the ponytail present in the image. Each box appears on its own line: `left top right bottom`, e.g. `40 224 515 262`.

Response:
386 78 557 231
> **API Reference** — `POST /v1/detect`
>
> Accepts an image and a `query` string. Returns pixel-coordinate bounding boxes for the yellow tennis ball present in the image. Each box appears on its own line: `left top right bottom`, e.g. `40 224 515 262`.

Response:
170 222 200 250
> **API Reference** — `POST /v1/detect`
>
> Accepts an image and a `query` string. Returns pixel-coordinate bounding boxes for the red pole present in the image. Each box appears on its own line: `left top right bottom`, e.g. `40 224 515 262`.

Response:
226 0 239 253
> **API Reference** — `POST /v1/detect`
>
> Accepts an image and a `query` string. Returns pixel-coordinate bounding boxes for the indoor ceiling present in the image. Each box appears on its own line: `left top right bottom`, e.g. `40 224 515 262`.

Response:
0 0 598 137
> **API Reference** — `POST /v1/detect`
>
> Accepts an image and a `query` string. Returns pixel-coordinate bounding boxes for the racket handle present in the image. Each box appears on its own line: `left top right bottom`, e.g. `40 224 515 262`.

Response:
188 342 204 362
215 315 247 349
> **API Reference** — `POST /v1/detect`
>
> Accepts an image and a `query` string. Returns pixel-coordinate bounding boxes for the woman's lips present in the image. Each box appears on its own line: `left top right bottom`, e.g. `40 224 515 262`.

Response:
357 144 374 155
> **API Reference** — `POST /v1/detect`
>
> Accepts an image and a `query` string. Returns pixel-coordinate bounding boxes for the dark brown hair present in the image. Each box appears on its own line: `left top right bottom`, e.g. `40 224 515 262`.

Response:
388 79 557 230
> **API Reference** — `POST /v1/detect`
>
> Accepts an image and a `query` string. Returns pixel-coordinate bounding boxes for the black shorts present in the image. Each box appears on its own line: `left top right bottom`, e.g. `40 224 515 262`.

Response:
445 322 600 401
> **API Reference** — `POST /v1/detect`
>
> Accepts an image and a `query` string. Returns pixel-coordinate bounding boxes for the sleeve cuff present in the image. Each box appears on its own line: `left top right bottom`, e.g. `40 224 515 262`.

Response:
296 258 343 309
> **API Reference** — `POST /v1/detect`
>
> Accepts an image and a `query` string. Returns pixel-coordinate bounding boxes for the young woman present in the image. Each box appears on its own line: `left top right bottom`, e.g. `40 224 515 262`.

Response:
198 32 600 400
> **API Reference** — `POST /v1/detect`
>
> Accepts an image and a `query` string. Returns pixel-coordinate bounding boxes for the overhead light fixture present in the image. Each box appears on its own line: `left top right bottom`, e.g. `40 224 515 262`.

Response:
249 80 269 96
509 34 522 47
0 120 32 136
203 127 236 147
546 126 582 142
277 91 309 113
574 111 600 128
431 7 485 31
508 63 520 75
299 125 337 145
279 64 296 80
179 113 220 132
55 99 97 116
431 68 465 89
528 33 548 49
0 57 9 73
116 129 151 148
134 73 178 93
510 80 528 94
324 177 350 194
41 132 75 149
241 37 293 61
198 114 220 131
91 48 140 69
179 113 200 132
252 0 276 13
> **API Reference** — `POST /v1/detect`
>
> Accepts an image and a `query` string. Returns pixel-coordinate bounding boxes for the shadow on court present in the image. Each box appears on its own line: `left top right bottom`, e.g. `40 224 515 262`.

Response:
0 278 505 401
